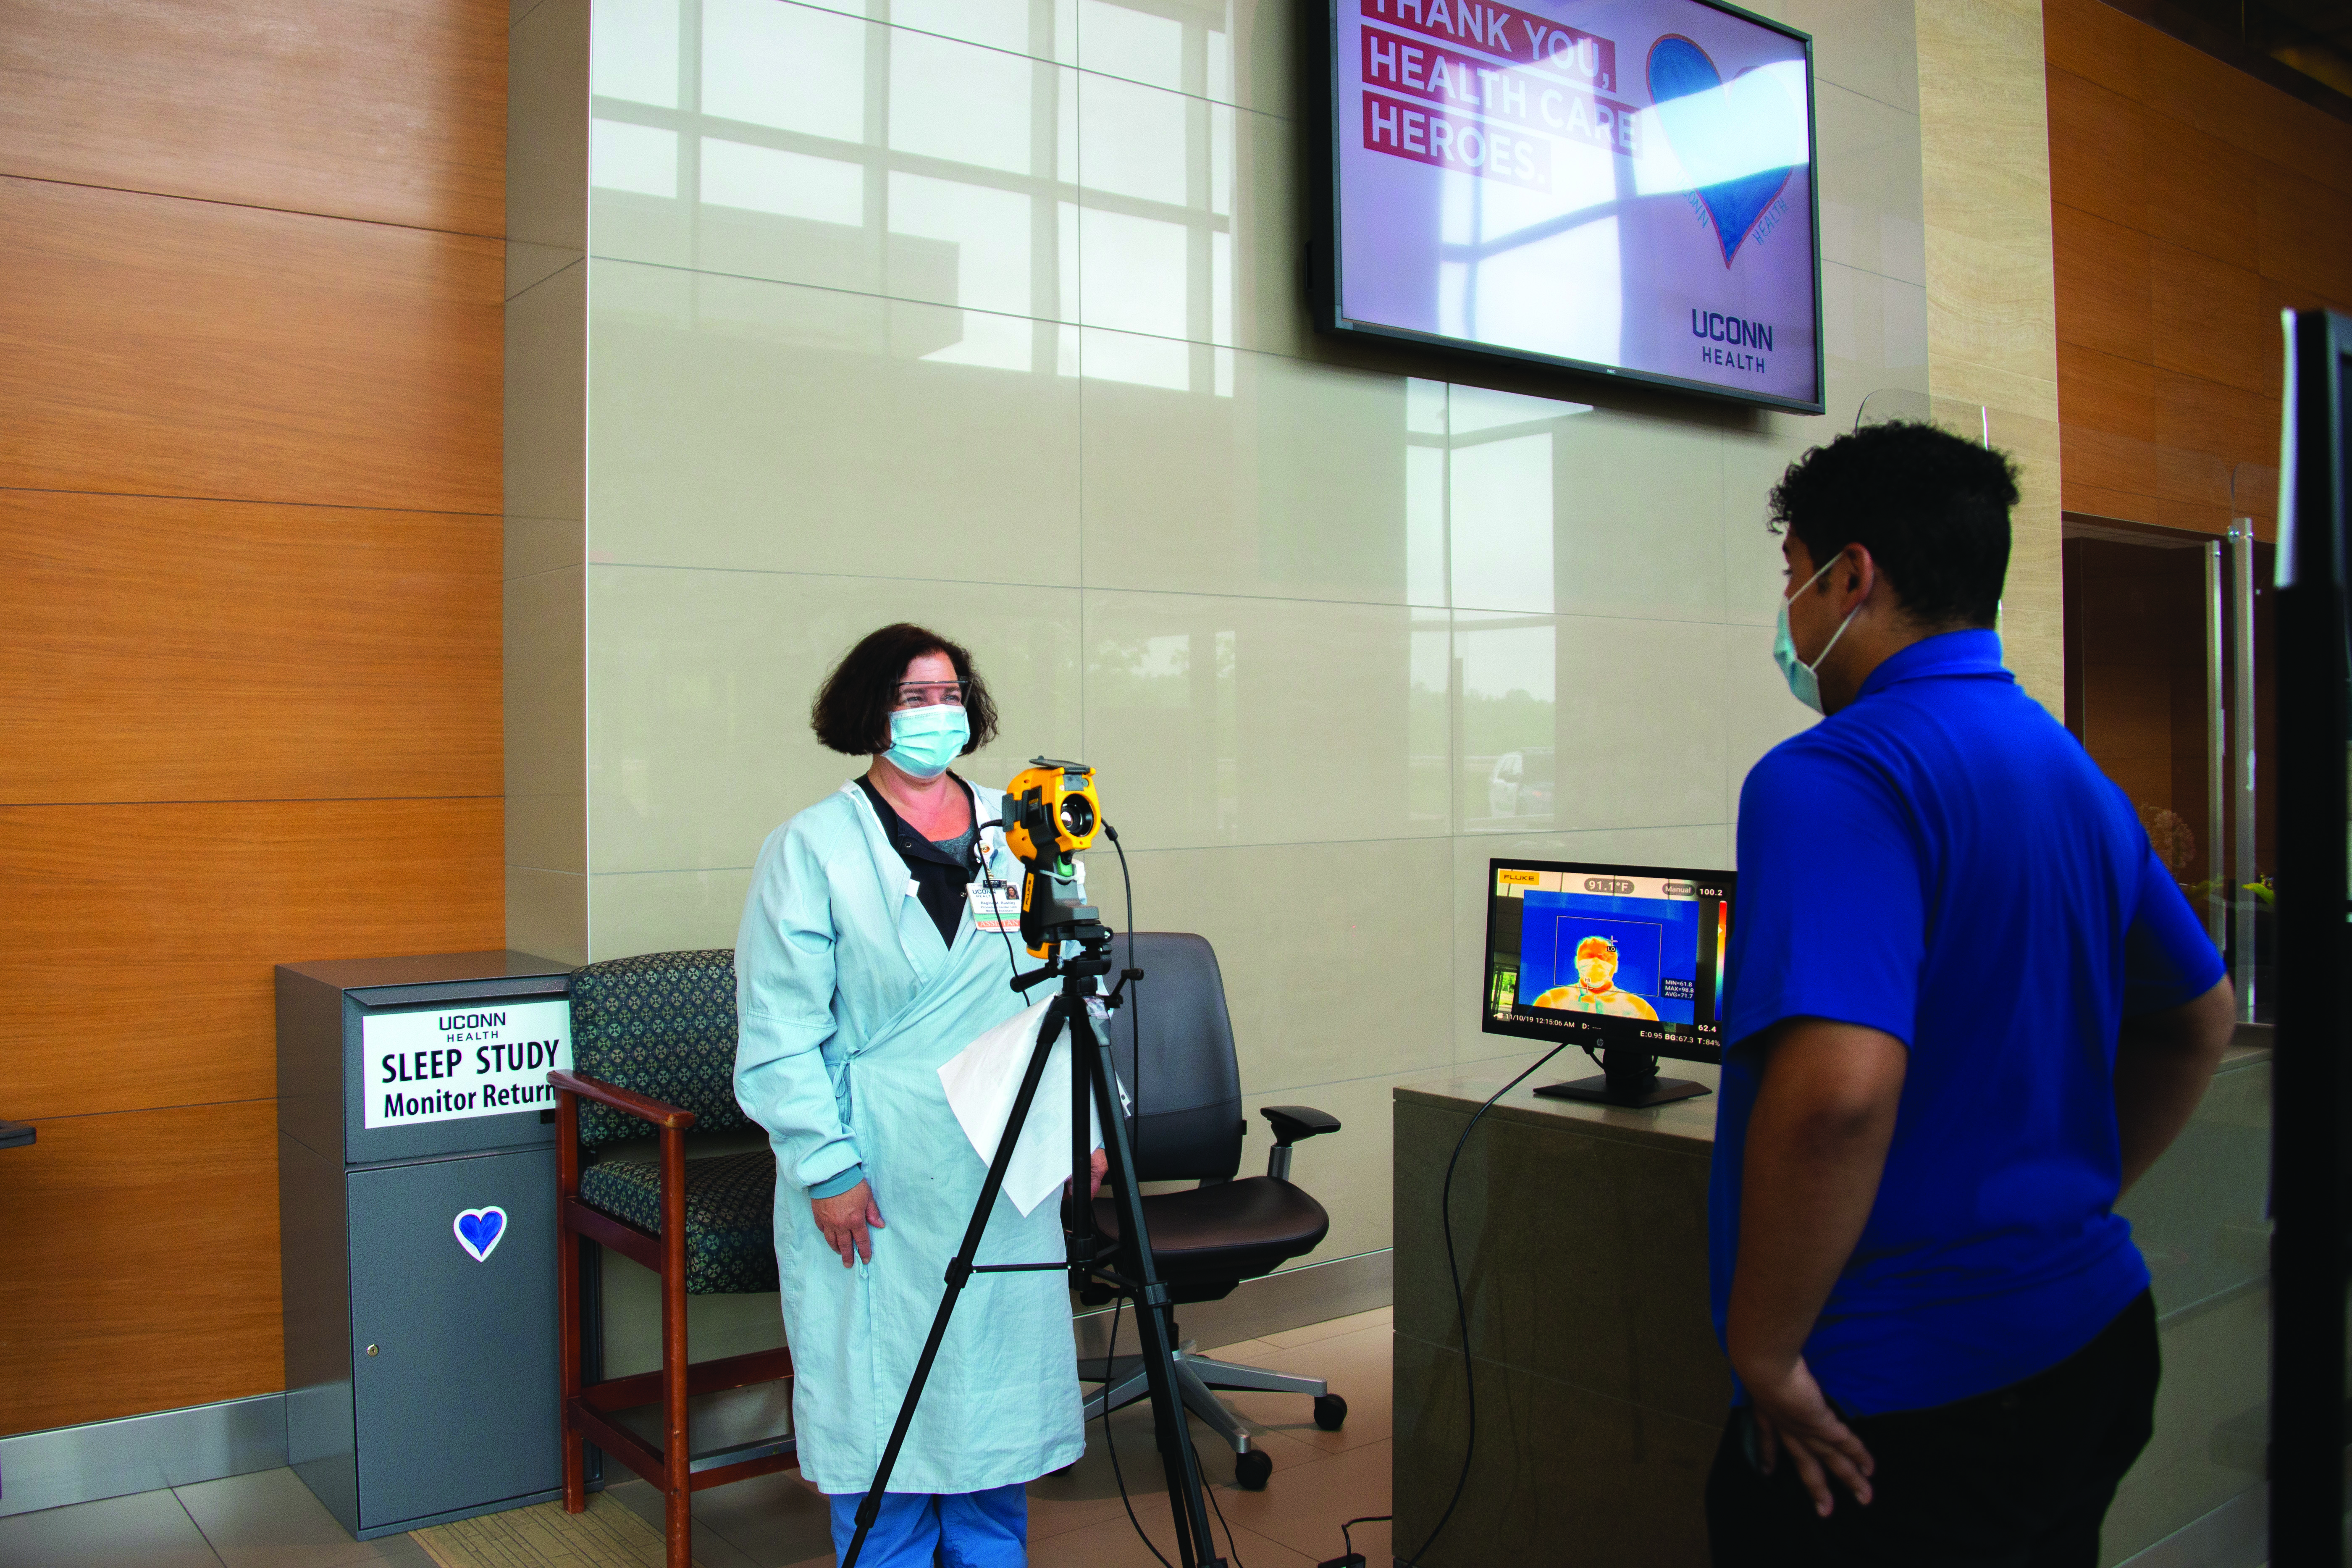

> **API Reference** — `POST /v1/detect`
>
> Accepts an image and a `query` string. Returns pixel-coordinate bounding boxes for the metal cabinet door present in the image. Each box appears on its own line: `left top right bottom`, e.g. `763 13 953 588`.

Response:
346 1148 560 1529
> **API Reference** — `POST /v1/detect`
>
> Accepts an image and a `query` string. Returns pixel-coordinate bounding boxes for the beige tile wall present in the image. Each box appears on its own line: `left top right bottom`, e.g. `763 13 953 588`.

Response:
511 0 1935 1271
1916 0 2065 708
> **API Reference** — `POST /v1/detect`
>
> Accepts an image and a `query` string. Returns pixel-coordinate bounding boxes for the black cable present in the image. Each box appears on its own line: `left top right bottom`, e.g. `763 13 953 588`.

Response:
1401 1040 1575 1568
1340 1514 1391 1562
1099 1297 1176 1568
976 816 1034 1001
1106 822 1139 1145
1095 823 1182 1563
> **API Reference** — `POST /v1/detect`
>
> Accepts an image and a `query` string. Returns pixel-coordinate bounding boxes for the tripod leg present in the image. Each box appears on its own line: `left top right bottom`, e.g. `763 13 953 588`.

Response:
840 1003 1072 1568
1084 1019 1225 1568
1069 991 1095 1282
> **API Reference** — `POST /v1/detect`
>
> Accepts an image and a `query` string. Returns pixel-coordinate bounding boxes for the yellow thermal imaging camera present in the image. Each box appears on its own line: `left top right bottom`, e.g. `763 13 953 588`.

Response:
1000 758 1105 958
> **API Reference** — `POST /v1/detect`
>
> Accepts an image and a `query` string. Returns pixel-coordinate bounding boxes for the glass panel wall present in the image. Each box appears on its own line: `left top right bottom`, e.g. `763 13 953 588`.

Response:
2056 420 2281 1563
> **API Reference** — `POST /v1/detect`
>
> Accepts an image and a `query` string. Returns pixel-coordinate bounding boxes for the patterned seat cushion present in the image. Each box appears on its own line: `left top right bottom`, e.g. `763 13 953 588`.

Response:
578 1149 780 1296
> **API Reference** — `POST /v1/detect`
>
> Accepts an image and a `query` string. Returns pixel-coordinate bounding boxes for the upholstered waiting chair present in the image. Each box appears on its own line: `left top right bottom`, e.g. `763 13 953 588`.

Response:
551 950 795 1568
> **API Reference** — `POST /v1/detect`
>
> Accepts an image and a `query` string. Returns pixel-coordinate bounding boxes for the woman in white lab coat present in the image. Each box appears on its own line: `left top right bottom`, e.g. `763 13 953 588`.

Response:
733 623 1100 1568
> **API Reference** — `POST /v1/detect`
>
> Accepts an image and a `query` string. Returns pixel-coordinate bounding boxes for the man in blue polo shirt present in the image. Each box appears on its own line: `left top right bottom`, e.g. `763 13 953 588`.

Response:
1709 422 2234 1566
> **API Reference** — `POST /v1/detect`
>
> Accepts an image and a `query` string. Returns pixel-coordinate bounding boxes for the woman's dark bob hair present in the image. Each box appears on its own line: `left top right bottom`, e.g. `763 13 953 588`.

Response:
810 623 999 758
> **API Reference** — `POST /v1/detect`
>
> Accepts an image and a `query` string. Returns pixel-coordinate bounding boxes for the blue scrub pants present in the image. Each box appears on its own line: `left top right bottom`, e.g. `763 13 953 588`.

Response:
825 1483 1026 1567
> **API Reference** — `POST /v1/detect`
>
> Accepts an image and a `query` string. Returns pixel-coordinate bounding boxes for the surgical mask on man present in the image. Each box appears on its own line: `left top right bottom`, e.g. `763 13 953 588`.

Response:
1773 554 1861 714
884 704 969 779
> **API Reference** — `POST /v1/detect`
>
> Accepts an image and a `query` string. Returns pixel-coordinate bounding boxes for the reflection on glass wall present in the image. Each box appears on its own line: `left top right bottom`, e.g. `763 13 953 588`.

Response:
2062 526 2278 1023
586 0 1241 393
2055 437 2279 1558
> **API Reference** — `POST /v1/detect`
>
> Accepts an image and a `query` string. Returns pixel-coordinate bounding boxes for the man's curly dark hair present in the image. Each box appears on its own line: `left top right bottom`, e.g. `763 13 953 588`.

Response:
1769 420 2021 629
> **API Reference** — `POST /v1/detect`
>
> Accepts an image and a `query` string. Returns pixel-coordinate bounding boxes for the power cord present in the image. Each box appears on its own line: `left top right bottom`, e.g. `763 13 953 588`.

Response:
1389 1040 1575 1568
1105 822 1140 1146
975 815 1034 1001
1318 1513 1392 1568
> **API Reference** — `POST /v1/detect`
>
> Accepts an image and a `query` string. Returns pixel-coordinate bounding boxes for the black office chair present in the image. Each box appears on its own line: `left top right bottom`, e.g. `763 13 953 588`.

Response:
1079 932 1347 1489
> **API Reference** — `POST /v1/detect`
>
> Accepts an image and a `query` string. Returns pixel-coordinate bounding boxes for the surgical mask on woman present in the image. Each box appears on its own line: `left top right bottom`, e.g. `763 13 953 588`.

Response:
885 704 969 779
1774 554 1861 714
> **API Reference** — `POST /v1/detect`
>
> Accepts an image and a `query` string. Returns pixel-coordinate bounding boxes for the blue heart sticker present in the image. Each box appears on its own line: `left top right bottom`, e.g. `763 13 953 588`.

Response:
1647 35 1797 268
453 1206 507 1262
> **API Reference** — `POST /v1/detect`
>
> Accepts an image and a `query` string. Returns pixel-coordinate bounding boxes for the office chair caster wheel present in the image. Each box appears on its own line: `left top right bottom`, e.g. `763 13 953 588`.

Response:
1313 1394 1348 1431
1234 1449 1273 1490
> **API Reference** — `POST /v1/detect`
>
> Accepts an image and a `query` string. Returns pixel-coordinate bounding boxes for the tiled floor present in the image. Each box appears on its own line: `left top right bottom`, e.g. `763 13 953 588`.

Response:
0 1308 1392 1568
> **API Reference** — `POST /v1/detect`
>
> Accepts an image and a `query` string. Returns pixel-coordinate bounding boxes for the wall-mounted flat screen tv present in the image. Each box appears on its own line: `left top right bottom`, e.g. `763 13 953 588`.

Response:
1311 0 1823 413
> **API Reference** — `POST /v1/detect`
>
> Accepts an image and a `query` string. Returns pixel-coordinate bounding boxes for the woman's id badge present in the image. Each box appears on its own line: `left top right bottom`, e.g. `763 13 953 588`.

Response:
969 876 1022 934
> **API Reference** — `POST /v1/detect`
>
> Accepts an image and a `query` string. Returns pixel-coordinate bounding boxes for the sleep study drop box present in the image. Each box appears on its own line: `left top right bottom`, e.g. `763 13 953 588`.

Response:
276 951 582 1538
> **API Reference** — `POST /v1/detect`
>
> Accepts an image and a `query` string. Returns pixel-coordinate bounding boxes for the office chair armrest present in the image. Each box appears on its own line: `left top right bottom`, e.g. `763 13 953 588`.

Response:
549 1069 699 1132
1260 1105 1340 1180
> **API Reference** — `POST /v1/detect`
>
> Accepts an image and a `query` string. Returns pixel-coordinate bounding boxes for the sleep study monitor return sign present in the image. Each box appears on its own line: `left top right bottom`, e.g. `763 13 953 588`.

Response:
361 1000 572 1129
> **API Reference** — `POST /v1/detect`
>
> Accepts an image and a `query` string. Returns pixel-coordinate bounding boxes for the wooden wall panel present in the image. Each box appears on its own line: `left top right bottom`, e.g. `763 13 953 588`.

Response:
2136 21 2352 198
2045 0 2147 100
2052 201 2152 361
2057 340 2159 499
1 0 505 1441
0 492 501 804
0 176 501 514
2257 164 2352 300
2045 68 2145 229
0 1102 282 1436
2148 242 2270 394
2047 0 2352 536
2142 115 2258 267
0 1 504 237
0 798 504 1122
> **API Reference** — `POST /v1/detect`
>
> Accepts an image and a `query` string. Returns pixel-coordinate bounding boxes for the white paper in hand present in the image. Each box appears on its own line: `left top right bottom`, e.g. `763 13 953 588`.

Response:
938 1001 1104 1217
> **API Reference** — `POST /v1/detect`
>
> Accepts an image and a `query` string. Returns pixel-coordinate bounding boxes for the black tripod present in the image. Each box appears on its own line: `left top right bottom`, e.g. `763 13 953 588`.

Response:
841 930 1227 1568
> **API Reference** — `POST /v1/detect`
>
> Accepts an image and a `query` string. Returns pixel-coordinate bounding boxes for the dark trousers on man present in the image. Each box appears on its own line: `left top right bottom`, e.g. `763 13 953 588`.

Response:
1707 1292 2159 1568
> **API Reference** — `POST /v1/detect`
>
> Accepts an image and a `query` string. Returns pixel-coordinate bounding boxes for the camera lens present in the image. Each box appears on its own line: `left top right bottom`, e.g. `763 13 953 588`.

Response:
1059 795 1095 838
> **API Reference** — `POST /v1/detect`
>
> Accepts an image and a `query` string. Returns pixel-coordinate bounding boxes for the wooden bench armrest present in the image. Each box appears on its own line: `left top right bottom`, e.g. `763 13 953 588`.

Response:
549 1069 698 1132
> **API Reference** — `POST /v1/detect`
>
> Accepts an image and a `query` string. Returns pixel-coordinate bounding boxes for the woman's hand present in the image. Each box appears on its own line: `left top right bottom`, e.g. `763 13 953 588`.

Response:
1066 1148 1110 1198
811 1180 885 1268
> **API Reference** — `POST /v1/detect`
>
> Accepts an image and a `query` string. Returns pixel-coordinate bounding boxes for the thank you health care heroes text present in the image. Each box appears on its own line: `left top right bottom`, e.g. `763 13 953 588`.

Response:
362 998 574 1129
1355 1 1634 189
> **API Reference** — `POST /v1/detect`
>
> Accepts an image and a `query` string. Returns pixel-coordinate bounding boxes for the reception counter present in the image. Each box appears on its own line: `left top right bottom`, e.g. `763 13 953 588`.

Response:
1392 1067 1728 1568
1392 1035 2273 1568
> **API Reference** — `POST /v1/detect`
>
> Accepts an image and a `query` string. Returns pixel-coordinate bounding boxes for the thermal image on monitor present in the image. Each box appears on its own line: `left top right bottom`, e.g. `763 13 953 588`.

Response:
1484 861 1733 1061
1518 888 1699 1023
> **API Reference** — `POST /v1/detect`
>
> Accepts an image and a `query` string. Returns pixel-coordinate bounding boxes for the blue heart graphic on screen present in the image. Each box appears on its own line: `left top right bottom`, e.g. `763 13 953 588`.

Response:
453 1206 507 1262
1646 35 1798 268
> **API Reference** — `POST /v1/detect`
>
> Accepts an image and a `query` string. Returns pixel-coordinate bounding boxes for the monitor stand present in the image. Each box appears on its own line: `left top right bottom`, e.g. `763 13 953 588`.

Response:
1535 1048 1710 1109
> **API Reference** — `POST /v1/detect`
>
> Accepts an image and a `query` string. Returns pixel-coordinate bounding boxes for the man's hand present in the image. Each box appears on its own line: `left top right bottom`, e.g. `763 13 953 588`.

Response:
1067 1147 1110 1198
2115 977 2234 1194
1726 1017 1906 1515
811 1180 885 1267
1740 1353 1875 1516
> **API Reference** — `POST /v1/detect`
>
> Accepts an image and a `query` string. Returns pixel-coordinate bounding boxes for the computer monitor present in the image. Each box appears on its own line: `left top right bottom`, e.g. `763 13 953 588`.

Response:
1480 857 1735 1106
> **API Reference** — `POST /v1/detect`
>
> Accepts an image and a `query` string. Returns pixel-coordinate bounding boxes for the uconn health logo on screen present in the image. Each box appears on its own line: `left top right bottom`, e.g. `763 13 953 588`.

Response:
1690 310 1775 374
